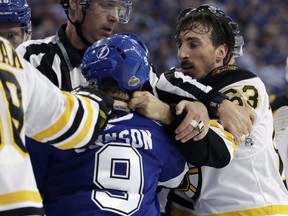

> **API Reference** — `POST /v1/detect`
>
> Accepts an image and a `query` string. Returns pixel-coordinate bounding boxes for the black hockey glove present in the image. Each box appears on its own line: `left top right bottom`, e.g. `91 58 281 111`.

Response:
72 81 114 129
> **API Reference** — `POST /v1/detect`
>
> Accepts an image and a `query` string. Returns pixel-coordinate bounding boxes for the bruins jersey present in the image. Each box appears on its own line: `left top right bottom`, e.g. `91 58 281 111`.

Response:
0 37 102 215
159 66 288 215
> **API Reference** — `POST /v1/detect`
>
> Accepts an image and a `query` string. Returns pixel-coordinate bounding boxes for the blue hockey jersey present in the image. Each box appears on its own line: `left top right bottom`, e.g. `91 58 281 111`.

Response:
27 112 188 216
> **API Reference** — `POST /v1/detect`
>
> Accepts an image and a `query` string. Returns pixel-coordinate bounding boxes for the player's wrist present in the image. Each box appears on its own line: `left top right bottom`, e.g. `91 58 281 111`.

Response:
159 103 176 125
202 91 229 118
216 99 230 117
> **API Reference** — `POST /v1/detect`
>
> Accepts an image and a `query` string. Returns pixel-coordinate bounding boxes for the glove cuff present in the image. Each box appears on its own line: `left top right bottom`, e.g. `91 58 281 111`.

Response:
202 91 228 118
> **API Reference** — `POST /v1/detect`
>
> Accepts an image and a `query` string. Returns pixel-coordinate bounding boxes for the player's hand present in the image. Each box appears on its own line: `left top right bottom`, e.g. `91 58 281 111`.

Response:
72 81 114 128
217 100 257 145
174 100 210 142
128 91 173 124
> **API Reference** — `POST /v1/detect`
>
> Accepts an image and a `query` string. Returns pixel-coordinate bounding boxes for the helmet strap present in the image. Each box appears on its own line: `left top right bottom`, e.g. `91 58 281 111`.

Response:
24 31 32 41
65 8 91 47
74 21 91 47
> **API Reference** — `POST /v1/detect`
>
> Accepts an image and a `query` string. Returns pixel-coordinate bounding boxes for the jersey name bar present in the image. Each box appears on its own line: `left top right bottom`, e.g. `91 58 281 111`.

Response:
76 127 153 153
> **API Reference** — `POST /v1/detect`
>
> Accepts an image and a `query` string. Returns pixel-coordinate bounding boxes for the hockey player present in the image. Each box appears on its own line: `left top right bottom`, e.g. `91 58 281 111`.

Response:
0 36 113 215
27 33 186 216
16 0 255 144
155 4 288 215
0 0 32 48
27 33 238 215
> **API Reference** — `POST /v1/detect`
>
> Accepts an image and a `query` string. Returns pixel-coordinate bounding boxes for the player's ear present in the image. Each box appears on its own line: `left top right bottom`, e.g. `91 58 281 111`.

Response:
69 0 83 20
69 0 80 10
215 44 228 63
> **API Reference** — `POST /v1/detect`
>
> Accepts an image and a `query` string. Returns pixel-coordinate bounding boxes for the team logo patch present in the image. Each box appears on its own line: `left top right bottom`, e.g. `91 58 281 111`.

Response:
212 65 238 75
96 46 110 59
128 76 140 87
177 165 202 201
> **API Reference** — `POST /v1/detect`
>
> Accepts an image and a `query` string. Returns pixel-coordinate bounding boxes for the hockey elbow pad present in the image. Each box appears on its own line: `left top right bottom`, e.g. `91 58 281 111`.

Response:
72 81 114 129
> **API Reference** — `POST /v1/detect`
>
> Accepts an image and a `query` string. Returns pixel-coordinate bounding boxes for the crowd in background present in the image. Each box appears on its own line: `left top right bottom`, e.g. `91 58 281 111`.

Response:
27 0 288 95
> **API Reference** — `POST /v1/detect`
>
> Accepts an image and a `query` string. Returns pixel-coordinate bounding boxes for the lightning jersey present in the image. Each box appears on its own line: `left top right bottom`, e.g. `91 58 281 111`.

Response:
0 37 103 215
27 113 188 216
158 66 288 215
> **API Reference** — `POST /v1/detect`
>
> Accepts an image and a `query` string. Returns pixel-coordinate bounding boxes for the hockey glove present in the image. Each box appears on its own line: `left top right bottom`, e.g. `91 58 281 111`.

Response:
72 81 114 129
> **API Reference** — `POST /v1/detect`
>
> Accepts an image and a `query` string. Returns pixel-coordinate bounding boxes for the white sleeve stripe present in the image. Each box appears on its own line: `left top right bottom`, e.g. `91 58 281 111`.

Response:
157 71 213 101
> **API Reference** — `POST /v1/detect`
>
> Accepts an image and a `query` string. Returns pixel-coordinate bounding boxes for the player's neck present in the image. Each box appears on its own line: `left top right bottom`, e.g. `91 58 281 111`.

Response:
112 100 131 118
114 100 129 109
65 23 87 50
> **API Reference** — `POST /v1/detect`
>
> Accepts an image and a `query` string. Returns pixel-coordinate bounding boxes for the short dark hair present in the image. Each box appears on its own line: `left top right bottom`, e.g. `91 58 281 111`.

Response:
175 7 235 65
100 78 121 95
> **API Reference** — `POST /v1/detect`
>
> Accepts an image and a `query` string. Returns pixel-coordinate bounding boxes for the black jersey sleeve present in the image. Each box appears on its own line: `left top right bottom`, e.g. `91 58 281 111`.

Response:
164 107 233 168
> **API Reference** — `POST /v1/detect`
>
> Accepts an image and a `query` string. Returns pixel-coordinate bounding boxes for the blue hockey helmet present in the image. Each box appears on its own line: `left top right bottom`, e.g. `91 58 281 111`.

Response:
115 32 150 61
0 0 32 33
81 34 151 92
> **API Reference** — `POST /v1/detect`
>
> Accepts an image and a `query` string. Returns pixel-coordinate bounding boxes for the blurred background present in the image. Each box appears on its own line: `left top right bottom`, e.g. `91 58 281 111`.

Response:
27 0 288 95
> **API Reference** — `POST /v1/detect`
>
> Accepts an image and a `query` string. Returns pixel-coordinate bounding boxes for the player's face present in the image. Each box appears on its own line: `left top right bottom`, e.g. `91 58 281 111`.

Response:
177 24 226 80
81 0 124 43
0 24 28 48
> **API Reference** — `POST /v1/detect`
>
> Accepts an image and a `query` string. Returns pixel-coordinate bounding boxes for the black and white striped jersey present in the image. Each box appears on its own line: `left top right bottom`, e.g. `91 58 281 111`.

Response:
156 67 213 104
16 24 223 107
156 67 230 117
16 24 86 91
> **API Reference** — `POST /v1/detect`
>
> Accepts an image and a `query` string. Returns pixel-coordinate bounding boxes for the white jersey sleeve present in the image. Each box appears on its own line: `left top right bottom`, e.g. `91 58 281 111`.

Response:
22 58 102 149
0 37 102 214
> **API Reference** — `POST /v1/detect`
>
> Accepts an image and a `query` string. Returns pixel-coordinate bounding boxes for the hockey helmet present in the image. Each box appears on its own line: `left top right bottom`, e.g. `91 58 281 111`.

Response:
0 0 32 33
81 33 150 92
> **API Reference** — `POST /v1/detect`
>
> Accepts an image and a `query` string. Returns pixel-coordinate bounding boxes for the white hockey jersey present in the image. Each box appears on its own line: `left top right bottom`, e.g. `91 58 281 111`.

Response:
0 37 102 215
159 66 288 215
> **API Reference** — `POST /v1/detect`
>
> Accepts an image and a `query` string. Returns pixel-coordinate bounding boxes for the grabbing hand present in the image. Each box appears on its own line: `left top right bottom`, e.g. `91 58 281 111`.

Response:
174 100 210 142
217 100 257 145
128 91 172 124
72 81 114 128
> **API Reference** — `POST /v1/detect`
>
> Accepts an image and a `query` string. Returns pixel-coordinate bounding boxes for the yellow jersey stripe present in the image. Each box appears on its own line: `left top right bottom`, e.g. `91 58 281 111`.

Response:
210 119 236 149
0 190 42 205
173 204 288 216
209 205 288 216
32 91 75 141
58 96 94 150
